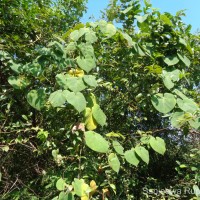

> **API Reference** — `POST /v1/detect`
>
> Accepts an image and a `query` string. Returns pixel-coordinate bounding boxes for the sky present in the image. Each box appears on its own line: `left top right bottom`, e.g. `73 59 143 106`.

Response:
81 0 200 33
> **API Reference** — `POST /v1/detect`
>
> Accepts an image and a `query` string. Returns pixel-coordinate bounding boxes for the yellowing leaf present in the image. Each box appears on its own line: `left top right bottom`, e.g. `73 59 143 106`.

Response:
84 108 97 130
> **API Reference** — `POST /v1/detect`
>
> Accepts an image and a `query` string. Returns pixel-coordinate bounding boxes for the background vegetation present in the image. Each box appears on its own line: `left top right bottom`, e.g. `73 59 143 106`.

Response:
0 0 199 199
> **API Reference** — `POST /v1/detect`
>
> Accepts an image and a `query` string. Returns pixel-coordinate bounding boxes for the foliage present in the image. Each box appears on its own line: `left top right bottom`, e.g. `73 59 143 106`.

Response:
0 0 200 199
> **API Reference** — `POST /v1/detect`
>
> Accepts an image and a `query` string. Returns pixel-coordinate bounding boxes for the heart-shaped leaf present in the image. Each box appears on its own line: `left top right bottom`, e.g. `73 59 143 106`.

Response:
149 137 166 155
151 93 176 114
77 56 96 73
92 104 106 126
164 55 179 66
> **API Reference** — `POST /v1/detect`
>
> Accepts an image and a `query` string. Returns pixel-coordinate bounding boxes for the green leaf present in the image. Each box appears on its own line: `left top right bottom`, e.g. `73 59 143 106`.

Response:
164 55 179 66
177 98 198 113
72 179 90 197
124 149 140 167
66 77 86 93
56 178 66 191
108 153 120 173
27 89 46 111
135 146 149 164
0 172 2 182
122 32 134 47
177 53 191 67
193 185 200 197
135 14 148 23
78 43 94 57
101 23 116 38
151 93 176 114
49 90 66 107
85 31 98 43
10 62 21 73
63 90 86 113
170 112 185 128
8 76 29 89
58 192 74 200
160 14 173 26
92 104 107 126
83 75 98 87
162 75 174 90
70 30 80 41
56 73 69 89
149 137 166 155
132 42 145 56
84 131 109 153
77 56 96 73
112 140 124 155
189 117 200 130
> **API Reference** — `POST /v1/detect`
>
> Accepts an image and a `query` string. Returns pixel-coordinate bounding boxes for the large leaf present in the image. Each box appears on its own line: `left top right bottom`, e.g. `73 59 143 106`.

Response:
124 149 140 167
177 98 198 113
151 93 176 114
177 53 191 67
85 30 97 43
149 137 166 155
49 90 66 107
78 43 95 57
27 89 46 111
92 104 106 126
112 141 124 155
135 146 149 164
84 131 109 153
164 55 179 66
77 56 96 73
63 90 86 113
108 153 120 173
66 77 86 93
83 75 97 87
8 76 29 89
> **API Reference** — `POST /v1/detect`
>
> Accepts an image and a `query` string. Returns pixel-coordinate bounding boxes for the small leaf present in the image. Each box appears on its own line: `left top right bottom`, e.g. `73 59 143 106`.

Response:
27 89 46 111
189 117 200 130
92 104 106 126
170 112 185 128
112 141 124 155
108 153 120 173
135 146 149 164
56 178 66 191
164 55 179 66
49 90 66 107
149 137 166 155
151 93 176 114
84 131 109 153
124 149 140 167
63 90 86 113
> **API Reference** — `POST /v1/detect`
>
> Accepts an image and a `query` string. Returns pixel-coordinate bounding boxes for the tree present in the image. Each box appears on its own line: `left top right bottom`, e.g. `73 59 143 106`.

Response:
0 0 199 199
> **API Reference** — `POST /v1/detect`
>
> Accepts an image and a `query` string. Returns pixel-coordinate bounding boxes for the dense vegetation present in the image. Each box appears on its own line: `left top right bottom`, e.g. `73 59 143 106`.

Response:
0 0 199 199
